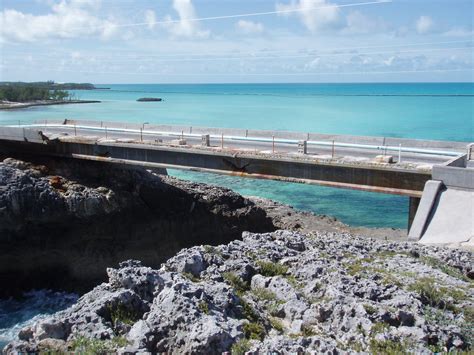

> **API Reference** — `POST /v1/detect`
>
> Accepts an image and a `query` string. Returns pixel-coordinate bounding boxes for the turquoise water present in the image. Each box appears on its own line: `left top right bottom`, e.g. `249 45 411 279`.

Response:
1 83 473 228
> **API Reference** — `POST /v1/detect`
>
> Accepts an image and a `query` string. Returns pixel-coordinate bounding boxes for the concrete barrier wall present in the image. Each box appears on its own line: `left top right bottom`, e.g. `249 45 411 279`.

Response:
432 165 474 190
33 119 468 152
0 127 44 143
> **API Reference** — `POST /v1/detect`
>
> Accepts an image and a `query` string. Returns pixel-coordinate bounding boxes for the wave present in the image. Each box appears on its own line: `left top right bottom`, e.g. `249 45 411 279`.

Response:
0 290 77 349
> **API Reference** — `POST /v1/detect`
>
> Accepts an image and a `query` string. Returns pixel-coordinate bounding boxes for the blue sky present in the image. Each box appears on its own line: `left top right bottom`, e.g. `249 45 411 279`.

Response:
0 0 473 83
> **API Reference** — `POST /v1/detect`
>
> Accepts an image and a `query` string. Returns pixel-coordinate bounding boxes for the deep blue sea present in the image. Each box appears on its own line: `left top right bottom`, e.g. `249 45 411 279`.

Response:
0 83 473 347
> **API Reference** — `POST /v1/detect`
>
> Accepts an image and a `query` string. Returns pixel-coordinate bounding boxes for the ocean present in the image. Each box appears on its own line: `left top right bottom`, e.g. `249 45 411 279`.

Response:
0 82 473 346
1 83 472 229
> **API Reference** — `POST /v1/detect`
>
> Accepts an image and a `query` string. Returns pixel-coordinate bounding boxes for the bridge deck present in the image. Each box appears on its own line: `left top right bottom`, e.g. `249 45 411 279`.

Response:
2 121 463 197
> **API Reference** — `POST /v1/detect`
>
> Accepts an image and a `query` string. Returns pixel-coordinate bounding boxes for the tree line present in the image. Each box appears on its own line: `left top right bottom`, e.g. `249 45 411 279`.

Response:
0 84 71 102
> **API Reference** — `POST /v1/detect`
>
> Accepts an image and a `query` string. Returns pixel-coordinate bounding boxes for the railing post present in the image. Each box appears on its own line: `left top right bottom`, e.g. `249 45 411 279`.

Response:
272 135 275 153
201 134 210 147
140 127 143 142
332 140 335 158
298 140 307 154
221 133 224 149
467 143 474 160
398 144 402 163
74 124 77 136
105 126 107 139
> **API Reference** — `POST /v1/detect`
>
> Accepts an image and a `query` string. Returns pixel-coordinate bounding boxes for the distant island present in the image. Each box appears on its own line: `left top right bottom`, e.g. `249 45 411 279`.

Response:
0 81 109 90
137 97 163 102
0 81 102 110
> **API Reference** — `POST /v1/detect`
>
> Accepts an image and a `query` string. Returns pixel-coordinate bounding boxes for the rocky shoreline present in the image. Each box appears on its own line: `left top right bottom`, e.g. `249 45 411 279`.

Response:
5 231 473 353
1 156 472 353
0 100 101 110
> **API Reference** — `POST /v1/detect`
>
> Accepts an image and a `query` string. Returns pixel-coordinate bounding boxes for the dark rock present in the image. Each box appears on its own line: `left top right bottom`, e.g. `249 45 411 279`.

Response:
137 97 162 102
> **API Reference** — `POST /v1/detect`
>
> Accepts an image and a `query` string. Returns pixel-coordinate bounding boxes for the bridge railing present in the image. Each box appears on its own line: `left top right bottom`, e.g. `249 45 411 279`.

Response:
0 119 466 158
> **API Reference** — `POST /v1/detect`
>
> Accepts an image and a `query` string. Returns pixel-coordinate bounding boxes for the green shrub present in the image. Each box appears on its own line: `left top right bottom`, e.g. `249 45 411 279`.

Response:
301 323 316 337
269 317 284 332
420 256 472 282
231 338 251 354
182 272 200 282
107 304 141 327
243 322 265 340
252 287 277 302
369 339 407 354
239 298 260 323
70 336 128 354
223 272 249 294
256 261 288 277
370 322 390 335
363 304 377 315
408 277 466 311
198 301 209 314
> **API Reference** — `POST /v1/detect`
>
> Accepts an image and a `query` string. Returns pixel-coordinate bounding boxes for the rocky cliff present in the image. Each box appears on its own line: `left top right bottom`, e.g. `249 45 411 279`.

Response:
5 230 473 354
0 157 274 297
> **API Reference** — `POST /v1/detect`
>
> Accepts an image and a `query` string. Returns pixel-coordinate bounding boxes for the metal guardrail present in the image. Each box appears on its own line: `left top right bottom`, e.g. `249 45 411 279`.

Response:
9 122 464 158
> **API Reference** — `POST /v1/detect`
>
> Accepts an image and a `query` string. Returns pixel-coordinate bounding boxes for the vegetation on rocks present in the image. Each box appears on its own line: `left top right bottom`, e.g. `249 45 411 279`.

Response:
4 230 473 353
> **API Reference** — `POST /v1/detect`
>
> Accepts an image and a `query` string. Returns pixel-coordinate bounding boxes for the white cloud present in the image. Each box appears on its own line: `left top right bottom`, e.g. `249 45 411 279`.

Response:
162 0 210 39
0 0 118 42
442 27 473 37
416 15 434 34
343 11 387 35
236 20 264 35
145 10 157 30
275 0 340 32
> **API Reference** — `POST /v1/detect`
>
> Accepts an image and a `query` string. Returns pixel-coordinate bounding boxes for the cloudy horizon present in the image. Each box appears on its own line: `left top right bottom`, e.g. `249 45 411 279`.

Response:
0 0 473 83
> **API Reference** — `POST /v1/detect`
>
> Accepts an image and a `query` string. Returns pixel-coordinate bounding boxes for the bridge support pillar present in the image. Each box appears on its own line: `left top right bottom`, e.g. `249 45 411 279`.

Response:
408 196 421 231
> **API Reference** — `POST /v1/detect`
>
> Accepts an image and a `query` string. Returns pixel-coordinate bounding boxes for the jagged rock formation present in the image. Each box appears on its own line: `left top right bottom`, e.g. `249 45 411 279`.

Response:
0 157 274 297
5 230 473 354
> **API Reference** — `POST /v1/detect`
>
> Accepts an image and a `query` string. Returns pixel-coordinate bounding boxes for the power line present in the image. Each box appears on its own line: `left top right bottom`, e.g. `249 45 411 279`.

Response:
102 0 392 29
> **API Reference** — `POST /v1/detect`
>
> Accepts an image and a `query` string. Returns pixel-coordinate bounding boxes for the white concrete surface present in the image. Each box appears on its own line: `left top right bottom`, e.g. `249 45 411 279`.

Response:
408 180 443 241
419 187 474 246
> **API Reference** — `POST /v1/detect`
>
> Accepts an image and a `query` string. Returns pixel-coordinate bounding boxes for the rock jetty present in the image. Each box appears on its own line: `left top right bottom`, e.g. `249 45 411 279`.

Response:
5 230 473 354
0 100 101 110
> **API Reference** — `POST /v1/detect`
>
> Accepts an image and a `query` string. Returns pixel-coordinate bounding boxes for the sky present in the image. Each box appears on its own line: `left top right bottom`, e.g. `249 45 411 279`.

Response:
0 0 473 83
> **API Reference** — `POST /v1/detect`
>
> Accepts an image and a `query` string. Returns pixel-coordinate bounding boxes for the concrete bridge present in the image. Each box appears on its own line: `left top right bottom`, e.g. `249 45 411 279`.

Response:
0 119 471 244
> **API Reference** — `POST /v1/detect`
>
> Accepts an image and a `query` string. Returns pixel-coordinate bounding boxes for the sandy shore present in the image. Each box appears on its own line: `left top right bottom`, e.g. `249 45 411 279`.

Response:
0 100 101 110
